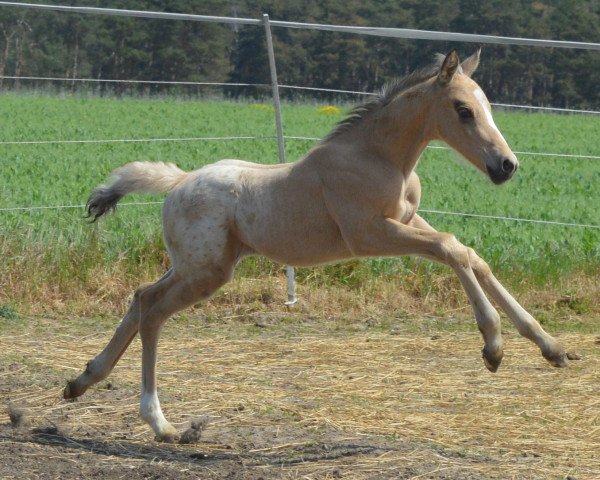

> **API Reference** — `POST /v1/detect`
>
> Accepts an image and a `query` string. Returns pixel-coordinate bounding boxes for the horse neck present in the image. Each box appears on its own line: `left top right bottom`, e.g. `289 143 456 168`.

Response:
367 94 434 176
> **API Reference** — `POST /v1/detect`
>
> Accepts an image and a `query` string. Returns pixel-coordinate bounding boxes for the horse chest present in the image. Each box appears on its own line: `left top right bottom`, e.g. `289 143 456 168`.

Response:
394 198 417 224
389 179 421 224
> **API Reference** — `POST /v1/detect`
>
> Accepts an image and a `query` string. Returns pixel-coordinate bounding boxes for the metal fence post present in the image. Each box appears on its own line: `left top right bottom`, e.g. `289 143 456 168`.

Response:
263 13 297 306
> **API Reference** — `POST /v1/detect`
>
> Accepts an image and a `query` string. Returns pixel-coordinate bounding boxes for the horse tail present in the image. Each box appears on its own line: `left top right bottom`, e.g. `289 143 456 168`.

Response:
86 161 188 221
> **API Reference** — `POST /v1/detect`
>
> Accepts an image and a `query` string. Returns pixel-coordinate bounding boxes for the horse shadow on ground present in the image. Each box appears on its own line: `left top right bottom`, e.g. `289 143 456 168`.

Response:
0 423 396 468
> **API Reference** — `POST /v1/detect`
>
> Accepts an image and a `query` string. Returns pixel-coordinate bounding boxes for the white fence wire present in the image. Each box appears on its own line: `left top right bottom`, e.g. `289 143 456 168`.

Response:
0 75 270 89
0 135 274 146
2 201 599 230
0 1 598 232
2 75 600 116
0 135 598 161
1 2 600 50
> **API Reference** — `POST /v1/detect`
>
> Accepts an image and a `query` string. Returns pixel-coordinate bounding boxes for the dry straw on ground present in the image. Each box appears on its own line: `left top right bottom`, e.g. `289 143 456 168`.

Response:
1 306 598 479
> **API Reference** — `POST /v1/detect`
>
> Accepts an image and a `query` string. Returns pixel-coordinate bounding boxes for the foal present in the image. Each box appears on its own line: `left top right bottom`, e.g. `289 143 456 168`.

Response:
65 50 568 442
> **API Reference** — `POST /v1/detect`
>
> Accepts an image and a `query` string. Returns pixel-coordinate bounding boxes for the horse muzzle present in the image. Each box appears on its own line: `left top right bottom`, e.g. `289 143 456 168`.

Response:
485 156 519 185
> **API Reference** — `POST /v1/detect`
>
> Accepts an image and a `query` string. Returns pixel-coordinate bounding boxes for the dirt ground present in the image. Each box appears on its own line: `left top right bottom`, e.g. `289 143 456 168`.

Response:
0 310 598 479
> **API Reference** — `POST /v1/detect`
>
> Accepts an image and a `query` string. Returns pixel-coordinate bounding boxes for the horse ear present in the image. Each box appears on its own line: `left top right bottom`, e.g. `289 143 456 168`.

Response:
461 48 481 77
437 49 460 86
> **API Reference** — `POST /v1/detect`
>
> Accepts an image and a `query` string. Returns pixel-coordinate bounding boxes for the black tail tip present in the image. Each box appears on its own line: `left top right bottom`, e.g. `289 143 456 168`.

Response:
84 187 123 222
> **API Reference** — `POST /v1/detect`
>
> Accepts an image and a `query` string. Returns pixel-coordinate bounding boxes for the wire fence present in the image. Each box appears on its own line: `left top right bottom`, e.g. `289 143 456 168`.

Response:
0 2 598 232
0 134 599 161
3 200 599 230
1 132 598 229
0 76 270 89
0 94 598 228
2 75 600 116
0 135 276 146
1 2 600 50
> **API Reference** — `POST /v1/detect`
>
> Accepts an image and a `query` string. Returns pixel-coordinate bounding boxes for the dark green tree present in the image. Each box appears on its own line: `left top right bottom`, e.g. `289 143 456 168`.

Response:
0 0 597 108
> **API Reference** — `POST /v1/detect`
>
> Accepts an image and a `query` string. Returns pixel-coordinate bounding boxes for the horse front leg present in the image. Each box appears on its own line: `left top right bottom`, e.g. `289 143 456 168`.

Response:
466 248 568 366
348 217 505 371
409 214 568 367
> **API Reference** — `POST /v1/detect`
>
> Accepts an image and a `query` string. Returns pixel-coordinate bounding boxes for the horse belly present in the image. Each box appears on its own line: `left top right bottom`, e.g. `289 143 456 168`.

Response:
235 196 352 267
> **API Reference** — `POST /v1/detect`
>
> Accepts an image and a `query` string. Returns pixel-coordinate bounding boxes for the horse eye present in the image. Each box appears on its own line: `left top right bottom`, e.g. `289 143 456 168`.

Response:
457 107 474 120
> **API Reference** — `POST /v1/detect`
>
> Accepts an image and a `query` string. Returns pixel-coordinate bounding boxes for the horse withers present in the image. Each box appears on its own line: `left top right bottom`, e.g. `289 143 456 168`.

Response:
65 50 569 442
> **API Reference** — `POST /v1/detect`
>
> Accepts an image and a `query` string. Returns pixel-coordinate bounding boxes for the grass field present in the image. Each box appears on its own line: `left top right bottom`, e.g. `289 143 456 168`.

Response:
0 92 599 312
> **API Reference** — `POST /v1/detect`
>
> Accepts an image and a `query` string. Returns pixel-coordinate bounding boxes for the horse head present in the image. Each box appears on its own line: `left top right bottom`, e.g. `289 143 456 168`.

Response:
431 49 519 184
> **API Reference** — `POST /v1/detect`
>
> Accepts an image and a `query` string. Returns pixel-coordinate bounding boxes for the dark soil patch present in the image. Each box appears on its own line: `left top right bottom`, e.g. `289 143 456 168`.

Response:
0 420 496 479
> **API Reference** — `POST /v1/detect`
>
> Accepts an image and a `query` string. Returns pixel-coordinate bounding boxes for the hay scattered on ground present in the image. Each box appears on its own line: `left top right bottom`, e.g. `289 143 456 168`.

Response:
0 313 599 479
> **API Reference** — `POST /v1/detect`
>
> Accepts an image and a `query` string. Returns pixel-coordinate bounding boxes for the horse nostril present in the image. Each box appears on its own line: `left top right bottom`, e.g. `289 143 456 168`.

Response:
502 158 515 173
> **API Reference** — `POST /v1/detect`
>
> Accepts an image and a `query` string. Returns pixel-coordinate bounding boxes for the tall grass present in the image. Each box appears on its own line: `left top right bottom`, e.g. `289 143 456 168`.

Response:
1 92 598 312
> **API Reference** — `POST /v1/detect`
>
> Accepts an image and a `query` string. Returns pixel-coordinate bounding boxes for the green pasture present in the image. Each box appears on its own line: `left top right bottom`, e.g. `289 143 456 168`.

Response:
0 93 599 295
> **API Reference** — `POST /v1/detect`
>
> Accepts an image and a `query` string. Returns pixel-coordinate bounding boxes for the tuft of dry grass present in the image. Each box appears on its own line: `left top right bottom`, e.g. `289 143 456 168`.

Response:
7 403 28 429
3 260 599 333
178 417 210 445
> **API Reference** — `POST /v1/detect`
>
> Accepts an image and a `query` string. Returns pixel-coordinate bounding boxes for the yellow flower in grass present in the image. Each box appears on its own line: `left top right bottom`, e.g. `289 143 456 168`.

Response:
253 104 275 112
318 105 341 115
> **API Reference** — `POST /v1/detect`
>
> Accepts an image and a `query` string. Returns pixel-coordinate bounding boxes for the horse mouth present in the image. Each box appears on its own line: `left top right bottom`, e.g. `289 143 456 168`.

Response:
487 168 511 185
486 158 518 185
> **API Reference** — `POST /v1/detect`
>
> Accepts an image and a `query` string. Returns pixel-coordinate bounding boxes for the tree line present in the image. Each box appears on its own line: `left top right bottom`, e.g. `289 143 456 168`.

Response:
0 0 598 109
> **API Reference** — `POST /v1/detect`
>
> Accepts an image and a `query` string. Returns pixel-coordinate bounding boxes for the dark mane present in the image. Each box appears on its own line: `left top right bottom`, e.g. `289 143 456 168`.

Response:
322 57 445 143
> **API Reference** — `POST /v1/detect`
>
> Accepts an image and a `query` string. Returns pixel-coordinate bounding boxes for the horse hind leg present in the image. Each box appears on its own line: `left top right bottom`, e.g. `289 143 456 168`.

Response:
63 271 173 400
137 263 235 442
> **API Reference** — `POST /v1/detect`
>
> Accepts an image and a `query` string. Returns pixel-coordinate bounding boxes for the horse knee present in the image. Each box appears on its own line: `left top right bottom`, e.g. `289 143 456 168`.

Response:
134 282 152 300
467 248 493 279
437 234 470 267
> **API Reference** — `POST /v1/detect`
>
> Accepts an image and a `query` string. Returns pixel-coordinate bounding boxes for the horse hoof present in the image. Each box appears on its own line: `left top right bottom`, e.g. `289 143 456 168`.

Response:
482 346 503 373
156 432 180 444
543 351 569 368
63 380 79 400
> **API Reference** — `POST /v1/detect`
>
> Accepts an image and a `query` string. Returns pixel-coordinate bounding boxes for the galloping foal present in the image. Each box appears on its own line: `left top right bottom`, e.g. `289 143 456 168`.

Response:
65 50 569 442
